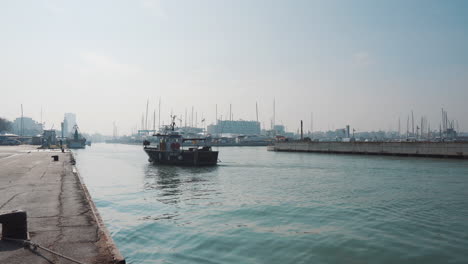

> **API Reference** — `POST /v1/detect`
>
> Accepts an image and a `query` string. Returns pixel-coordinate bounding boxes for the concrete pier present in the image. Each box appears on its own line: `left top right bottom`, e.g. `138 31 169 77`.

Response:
269 141 468 159
0 145 125 264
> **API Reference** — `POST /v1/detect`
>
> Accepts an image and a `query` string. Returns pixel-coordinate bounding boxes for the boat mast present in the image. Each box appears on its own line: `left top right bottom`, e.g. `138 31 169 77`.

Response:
20 104 24 137
153 109 156 133
273 98 276 130
158 97 161 131
256 102 258 123
398 116 400 138
311 112 313 134
145 99 149 131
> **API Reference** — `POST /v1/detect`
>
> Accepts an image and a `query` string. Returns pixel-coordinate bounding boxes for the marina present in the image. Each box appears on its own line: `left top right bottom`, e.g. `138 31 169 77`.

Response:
1 1 468 263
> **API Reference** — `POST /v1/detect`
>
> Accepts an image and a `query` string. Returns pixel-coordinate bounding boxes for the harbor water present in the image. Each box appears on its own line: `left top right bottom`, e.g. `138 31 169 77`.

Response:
73 144 468 264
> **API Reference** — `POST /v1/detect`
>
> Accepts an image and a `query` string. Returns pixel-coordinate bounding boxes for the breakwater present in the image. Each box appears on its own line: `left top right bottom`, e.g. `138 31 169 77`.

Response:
269 141 468 158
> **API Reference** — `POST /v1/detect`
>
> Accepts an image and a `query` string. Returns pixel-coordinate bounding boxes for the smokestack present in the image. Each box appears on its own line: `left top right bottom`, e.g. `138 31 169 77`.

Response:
61 122 64 138
346 125 350 138
300 120 303 140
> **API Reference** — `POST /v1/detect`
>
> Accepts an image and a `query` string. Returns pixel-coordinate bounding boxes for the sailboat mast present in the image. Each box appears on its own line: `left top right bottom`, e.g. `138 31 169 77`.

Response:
311 112 313 134
191 106 194 127
21 104 24 137
153 109 156 132
273 98 276 130
145 99 149 131
256 102 258 123
158 98 161 131
398 117 401 138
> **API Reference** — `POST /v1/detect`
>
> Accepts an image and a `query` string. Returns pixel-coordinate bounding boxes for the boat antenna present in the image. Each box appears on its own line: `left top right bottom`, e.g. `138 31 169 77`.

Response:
170 115 176 131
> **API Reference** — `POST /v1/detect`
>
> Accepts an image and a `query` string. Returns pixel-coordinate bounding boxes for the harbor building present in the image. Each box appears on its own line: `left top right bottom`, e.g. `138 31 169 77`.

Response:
208 120 261 135
274 125 286 135
13 117 43 136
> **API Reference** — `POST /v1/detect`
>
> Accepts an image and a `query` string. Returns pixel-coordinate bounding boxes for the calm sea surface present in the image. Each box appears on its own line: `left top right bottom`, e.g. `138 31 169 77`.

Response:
73 143 468 264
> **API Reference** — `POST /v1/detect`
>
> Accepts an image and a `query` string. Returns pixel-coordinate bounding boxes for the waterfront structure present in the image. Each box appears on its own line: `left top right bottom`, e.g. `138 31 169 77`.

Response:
208 120 260 135
42 129 57 147
273 125 285 135
13 117 42 136
0 146 125 263
269 141 468 159
64 113 77 135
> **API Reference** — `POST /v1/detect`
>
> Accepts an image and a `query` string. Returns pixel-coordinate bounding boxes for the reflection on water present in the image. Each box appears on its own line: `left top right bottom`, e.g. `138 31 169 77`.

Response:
143 163 220 206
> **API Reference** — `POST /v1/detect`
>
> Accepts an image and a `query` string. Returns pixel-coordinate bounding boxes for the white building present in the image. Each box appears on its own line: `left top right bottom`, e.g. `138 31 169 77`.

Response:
208 120 261 135
64 113 77 135
13 117 42 136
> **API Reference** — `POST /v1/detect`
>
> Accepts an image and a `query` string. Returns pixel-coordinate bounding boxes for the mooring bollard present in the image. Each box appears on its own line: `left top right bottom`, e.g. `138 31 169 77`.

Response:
0 210 28 240
51 155 59 161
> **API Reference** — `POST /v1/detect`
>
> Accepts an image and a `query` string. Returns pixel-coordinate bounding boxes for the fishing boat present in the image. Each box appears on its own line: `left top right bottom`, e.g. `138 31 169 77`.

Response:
143 116 218 166
67 125 87 149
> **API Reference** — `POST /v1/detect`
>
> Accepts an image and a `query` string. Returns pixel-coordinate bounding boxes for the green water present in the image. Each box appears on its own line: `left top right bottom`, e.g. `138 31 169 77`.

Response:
73 144 468 264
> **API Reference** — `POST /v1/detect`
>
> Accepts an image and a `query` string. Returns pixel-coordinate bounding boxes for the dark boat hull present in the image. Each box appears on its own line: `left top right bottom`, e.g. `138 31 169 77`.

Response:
144 147 218 166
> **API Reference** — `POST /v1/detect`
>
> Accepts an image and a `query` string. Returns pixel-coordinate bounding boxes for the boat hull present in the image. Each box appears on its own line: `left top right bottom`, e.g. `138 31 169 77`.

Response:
68 141 86 149
144 147 218 166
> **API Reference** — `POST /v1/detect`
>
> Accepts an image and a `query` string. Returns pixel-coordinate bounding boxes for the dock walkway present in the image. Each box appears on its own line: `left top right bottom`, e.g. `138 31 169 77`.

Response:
0 145 125 264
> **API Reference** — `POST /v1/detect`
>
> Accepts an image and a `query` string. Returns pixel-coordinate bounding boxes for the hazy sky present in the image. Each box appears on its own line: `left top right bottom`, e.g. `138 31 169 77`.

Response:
1 0 467 135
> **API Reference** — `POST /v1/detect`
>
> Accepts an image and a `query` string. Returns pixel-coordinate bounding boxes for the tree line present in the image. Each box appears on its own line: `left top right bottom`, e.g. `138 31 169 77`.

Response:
0 117 13 133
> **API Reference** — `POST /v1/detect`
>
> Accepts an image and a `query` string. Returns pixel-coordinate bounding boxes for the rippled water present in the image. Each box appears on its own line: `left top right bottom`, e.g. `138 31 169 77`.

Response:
73 143 468 264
